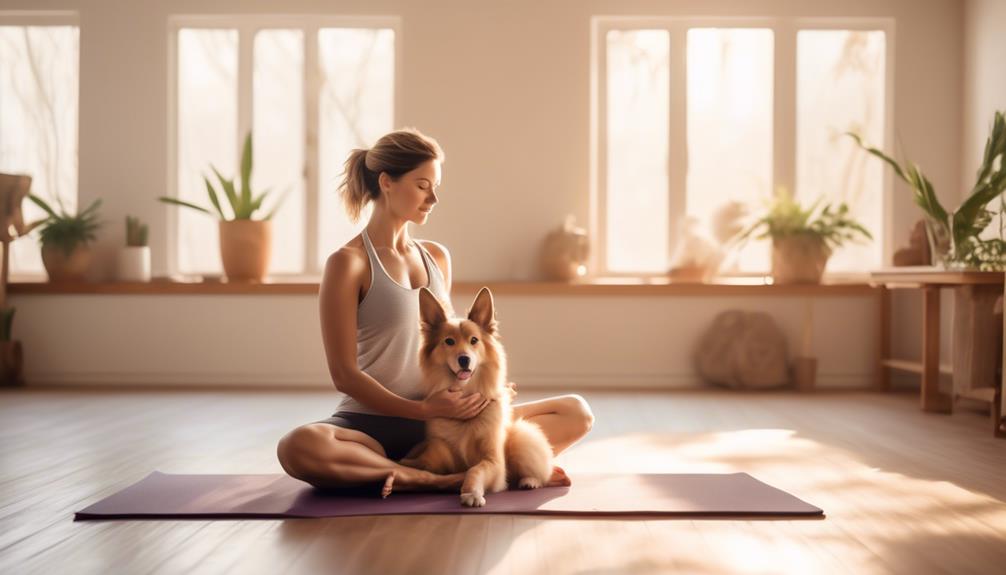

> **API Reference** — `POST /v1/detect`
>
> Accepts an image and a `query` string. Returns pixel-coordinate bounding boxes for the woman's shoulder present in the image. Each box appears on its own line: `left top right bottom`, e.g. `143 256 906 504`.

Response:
323 235 368 279
416 239 450 264
417 239 451 291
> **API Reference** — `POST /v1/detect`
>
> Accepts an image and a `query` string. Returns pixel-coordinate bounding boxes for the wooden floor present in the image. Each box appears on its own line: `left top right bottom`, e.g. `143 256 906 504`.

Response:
1 387 1004 574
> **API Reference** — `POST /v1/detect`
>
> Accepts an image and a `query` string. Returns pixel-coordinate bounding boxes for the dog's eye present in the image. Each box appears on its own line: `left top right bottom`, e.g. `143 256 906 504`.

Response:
444 338 455 346
470 337 479 345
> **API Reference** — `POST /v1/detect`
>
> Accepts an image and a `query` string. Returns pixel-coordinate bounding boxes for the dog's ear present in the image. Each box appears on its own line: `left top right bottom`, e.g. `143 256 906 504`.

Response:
419 287 448 328
467 287 498 335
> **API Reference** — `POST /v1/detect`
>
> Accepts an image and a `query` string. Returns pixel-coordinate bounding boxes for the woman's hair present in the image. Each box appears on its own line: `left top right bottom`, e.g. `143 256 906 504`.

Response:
338 127 445 222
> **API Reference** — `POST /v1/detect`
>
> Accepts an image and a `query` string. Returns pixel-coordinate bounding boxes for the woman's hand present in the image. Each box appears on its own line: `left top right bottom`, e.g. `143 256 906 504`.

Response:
422 386 491 420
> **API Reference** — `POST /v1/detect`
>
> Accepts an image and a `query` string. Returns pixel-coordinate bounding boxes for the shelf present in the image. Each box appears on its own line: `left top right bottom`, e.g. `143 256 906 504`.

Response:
7 278 880 297
882 359 953 376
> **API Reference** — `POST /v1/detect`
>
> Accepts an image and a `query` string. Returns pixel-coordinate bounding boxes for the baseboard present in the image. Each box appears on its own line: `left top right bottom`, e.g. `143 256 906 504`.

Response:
22 371 876 390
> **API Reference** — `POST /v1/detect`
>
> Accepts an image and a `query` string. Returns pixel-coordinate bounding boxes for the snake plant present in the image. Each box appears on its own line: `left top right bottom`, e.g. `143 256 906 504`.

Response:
159 132 289 221
849 110 1006 270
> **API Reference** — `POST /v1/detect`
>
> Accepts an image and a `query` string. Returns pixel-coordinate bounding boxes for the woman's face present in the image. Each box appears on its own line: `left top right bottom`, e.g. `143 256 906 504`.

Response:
380 159 441 225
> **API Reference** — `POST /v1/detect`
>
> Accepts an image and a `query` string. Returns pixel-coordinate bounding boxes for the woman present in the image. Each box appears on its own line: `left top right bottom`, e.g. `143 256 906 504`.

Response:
277 128 594 493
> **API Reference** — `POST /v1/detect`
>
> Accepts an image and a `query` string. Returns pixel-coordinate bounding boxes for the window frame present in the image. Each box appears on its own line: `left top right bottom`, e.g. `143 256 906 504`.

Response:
166 14 402 277
0 10 80 279
590 16 896 278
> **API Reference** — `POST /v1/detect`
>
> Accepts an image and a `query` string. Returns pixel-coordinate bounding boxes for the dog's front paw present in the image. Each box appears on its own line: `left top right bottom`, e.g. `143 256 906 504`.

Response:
460 491 486 507
517 477 543 489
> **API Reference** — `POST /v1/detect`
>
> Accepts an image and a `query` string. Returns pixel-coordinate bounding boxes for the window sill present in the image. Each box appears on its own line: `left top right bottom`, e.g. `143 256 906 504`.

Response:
7 275 879 296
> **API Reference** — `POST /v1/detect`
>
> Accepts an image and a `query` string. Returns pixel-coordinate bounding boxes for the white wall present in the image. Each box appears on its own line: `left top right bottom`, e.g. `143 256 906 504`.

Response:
10 288 878 389
1 0 967 390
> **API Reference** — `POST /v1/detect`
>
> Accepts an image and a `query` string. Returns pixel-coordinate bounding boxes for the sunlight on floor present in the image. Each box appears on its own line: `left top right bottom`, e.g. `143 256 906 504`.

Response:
542 428 1006 574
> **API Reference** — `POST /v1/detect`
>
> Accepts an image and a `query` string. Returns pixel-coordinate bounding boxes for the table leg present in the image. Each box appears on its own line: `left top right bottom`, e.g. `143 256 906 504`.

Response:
922 285 953 413
877 286 891 392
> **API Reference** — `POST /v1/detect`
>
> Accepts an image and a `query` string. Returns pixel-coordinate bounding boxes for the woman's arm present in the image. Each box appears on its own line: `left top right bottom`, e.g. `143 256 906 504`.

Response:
320 246 484 420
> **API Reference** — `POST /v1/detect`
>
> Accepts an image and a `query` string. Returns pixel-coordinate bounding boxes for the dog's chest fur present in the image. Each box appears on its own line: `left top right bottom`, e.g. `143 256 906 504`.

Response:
427 393 511 469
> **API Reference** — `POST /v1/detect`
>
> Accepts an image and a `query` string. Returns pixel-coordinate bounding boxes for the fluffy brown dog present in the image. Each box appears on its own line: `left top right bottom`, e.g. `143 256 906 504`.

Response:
399 286 553 507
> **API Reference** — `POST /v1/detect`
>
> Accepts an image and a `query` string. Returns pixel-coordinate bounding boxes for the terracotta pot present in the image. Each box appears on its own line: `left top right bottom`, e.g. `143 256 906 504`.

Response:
219 220 271 282
41 244 93 282
0 340 24 386
771 235 831 284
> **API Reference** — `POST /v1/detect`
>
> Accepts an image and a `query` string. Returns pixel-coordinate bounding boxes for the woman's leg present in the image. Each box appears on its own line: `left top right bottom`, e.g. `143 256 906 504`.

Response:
511 393 595 456
276 423 464 495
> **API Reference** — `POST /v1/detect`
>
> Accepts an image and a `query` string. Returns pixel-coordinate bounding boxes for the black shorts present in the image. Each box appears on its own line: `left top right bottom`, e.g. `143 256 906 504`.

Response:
315 412 426 461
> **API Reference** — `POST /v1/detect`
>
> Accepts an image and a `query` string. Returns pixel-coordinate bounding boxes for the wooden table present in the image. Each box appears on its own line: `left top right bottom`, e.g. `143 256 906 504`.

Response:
871 268 1004 431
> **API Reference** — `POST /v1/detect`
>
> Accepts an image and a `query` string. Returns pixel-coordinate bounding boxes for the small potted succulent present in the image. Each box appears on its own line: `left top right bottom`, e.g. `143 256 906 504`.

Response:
737 189 872 284
28 195 103 282
117 215 151 282
158 132 288 282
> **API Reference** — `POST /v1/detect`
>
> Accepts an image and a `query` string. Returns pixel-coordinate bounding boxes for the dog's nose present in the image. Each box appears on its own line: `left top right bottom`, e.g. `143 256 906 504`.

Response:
458 355 471 369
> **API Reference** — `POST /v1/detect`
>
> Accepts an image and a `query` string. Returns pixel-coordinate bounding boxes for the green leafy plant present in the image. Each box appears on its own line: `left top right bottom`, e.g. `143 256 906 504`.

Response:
125 215 149 247
158 132 288 221
736 188 873 249
27 195 103 256
848 110 1006 270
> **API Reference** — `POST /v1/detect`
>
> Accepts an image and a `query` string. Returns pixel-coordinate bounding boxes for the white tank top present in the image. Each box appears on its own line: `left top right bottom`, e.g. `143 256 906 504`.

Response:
334 228 452 415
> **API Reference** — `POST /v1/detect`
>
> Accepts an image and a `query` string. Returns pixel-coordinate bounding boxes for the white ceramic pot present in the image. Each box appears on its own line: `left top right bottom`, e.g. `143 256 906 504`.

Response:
117 246 151 282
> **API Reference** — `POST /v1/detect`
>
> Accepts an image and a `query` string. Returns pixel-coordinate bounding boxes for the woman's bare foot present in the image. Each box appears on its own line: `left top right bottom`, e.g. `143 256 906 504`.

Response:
546 465 571 487
382 468 466 498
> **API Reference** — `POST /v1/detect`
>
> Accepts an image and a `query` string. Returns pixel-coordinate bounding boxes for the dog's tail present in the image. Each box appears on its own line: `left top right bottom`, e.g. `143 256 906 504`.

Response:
504 418 553 489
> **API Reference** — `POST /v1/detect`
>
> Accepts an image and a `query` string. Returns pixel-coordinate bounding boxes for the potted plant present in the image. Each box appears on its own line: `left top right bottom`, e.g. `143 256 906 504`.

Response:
117 215 151 282
848 110 1006 270
737 189 872 284
158 132 288 282
27 194 103 282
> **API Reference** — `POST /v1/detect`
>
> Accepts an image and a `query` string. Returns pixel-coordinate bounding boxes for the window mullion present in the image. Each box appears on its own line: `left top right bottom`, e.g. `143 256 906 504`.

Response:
304 25 320 274
238 24 253 196
593 22 609 276
668 24 687 269
774 22 796 199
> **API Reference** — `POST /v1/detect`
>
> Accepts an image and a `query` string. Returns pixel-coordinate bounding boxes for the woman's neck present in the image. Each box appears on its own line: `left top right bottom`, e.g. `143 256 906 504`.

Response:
365 210 414 254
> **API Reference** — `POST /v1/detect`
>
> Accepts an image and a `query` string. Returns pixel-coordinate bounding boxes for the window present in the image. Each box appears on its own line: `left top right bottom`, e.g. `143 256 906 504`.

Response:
593 18 892 275
0 13 79 277
605 30 670 273
170 16 397 276
797 29 886 272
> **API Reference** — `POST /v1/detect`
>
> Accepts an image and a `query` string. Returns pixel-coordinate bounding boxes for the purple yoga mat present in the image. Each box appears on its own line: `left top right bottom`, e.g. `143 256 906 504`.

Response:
74 472 822 520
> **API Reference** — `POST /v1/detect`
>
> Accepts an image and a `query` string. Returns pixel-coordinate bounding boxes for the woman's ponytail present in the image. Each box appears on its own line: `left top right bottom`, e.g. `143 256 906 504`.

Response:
339 148 378 223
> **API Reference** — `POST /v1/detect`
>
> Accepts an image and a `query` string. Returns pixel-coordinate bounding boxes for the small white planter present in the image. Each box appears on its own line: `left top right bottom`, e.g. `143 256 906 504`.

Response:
117 246 151 282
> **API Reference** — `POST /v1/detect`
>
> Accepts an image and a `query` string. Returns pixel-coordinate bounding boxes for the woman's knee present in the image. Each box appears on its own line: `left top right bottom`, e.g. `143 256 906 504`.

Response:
559 394 595 435
276 423 337 480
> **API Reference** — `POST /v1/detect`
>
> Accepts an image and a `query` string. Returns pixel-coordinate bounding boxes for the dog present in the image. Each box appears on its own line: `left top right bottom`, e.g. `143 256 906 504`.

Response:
398 286 554 507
